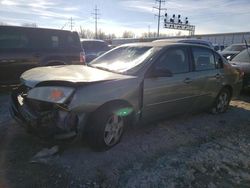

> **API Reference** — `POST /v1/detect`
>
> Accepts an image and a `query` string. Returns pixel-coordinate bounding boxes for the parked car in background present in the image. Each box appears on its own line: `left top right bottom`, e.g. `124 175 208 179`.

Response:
153 38 214 49
0 26 85 85
220 43 249 60
81 39 111 63
10 42 242 150
230 48 250 89
213 44 226 52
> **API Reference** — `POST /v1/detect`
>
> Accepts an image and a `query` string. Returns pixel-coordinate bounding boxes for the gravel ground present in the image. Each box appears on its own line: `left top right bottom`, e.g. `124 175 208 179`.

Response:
0 91 250 188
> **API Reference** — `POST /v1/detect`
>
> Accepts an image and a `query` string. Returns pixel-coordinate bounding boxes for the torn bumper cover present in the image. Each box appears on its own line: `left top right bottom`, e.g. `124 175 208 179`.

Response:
9 86 84 139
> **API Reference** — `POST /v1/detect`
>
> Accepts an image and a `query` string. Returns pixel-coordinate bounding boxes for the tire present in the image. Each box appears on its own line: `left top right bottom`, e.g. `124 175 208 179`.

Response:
86 104 129 151
211 88 231 114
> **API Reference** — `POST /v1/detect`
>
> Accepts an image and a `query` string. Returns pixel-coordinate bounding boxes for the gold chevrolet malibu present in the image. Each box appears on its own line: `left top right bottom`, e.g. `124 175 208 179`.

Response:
10 42 242 150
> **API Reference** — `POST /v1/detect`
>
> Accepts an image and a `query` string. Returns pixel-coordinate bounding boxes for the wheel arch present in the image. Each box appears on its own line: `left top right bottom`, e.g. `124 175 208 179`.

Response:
89 99 136 125
94 99 134 114
222 84 233 98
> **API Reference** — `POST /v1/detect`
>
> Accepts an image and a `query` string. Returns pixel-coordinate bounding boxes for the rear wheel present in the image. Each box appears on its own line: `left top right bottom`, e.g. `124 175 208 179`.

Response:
86 104 128 151
211 88 231 114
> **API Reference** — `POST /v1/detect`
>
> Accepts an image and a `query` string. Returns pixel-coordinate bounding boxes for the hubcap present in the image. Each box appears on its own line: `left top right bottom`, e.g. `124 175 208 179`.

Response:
104 114 124 146
217 92 229 112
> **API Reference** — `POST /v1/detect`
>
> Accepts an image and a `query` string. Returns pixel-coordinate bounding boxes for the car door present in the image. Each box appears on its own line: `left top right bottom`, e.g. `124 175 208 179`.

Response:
190 47 223 110
142 46 199 121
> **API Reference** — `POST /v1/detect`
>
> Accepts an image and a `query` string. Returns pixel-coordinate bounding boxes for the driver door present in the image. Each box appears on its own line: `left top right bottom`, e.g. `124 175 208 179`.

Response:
142 46 199 121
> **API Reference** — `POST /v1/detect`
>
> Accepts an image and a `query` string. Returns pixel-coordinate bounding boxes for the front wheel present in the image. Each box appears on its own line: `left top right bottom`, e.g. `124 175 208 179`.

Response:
86 104 128 151
211 88 231 114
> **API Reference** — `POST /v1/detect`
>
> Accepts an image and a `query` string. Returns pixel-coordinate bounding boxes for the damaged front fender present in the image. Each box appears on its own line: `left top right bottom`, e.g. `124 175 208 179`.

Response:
10 85 86 140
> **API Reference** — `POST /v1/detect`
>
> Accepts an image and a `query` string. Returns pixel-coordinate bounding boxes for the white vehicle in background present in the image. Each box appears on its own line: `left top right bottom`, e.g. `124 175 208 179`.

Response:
213 44 226 52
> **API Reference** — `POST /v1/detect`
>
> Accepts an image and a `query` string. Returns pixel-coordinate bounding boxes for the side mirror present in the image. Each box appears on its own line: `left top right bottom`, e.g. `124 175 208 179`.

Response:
216 58 224 68
151 68 173 78
226 56 231 60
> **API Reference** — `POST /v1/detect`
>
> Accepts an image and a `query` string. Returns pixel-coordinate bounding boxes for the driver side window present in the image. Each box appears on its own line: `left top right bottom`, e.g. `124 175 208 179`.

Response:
155 47 189 74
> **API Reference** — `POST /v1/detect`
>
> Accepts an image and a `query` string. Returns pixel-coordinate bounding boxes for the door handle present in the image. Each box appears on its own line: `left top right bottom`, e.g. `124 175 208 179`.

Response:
183 78 192 84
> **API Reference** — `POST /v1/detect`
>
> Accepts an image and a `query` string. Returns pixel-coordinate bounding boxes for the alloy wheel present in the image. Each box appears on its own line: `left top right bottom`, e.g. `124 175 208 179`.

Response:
104 114 124 146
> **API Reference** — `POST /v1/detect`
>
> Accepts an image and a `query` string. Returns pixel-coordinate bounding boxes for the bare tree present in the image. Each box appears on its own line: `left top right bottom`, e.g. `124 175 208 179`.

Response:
0 22 7 26
122 31 135 38
79 27 117 40
79 28 95 39
21 23 37 27
176 31 182 36
106 33 116 40
97 29 106 40
141 32 158 38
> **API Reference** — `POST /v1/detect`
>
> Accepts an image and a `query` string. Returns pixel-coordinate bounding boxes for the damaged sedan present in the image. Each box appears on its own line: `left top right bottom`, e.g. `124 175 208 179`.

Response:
10 42 242 150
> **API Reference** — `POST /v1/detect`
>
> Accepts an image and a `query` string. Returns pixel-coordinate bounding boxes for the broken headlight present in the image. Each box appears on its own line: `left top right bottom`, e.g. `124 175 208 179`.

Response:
27 86 75 104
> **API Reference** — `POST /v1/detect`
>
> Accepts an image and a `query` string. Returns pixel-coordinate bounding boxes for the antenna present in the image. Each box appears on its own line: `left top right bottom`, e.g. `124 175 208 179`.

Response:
153 0 167 37
92 5 100 39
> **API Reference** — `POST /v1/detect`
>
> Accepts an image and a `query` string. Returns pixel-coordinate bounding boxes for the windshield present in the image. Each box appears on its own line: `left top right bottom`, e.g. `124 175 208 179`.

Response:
223 44 247 51
89 46 155 74
232 49 250 62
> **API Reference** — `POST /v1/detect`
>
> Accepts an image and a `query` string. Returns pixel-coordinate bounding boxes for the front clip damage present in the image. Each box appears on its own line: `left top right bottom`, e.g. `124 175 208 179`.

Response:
10 86 81 140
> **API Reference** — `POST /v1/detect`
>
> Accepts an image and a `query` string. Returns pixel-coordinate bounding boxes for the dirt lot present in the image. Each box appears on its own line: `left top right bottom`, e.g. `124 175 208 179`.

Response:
1 91 250 188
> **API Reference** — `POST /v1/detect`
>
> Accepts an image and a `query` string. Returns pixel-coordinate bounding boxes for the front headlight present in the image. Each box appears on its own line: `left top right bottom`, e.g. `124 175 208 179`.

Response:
27 86 75 104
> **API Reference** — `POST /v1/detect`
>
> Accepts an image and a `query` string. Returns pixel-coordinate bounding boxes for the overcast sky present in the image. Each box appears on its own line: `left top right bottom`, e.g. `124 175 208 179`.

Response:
1 0 250 36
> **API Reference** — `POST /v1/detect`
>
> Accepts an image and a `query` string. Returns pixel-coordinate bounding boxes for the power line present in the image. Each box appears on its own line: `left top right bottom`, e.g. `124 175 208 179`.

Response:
61 17 74 31
153 0 167 37
92 5 100 39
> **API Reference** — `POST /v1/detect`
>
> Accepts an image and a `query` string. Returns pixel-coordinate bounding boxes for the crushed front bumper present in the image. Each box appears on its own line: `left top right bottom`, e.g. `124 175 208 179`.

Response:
9 86 81 139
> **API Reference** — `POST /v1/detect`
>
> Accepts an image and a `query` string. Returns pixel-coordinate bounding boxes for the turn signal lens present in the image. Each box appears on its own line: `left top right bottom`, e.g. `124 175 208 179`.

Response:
49 89 64 101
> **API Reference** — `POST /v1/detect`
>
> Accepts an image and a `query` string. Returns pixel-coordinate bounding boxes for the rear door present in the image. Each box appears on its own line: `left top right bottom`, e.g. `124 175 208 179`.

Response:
142 46 200 120
0 27 38 85
190 47 223 110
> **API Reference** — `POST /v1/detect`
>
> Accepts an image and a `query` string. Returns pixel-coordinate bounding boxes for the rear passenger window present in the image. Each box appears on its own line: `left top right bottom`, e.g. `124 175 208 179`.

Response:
192 47 215 71
0 33 28 49
155 48 189 74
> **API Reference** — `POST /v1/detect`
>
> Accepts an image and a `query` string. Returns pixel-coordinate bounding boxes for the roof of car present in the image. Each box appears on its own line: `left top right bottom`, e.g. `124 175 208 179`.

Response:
153 38 213 48
120 41 212 49
0 25 74 33
229 43 249 46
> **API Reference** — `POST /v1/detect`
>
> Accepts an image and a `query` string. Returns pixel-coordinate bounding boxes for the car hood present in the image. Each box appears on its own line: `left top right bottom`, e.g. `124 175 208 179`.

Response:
21 65 135 88
220 51 240 55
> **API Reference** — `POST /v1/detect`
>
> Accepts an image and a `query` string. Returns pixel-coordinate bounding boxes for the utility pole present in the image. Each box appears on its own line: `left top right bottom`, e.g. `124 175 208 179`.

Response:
92 5 100 39
70 17 73 31
153 0 166 37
